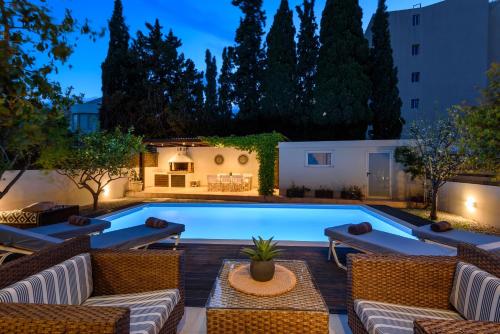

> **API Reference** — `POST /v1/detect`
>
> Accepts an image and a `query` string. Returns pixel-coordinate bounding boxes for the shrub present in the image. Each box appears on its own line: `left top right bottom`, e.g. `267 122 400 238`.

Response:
314 188 334 199
286 184 310 198
340 185 363 200
203 132 286 196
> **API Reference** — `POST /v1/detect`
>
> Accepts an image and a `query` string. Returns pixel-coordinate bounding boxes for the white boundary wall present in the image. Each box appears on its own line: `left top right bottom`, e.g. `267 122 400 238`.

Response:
0 170 128 210
438 181 500 228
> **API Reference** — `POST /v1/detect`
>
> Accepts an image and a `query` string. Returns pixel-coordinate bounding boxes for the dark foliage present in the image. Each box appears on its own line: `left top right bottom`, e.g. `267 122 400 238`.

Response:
218 47 236 136
340 185 364 200
261 0 297 137
203 49 218 135
369 0 403 139
232 0 266 134
168 59 205 137
113 19 205 138
286 184 310 198
100 0 133 130
315 188 334 199
314 0 372 140
296 0 319 139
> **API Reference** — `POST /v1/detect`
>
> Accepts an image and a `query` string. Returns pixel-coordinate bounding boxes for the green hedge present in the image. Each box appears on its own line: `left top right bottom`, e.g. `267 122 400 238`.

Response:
203 132 286 196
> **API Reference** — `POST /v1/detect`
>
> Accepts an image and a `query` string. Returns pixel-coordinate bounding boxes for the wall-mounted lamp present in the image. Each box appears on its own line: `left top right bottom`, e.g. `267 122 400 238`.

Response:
102 186 110 197
465 197 477 211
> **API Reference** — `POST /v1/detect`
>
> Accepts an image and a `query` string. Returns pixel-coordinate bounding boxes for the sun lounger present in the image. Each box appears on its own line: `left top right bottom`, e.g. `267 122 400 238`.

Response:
28 218 111 239
413 224 500 252
325 224 456 270
0 222 184 264
90 223 185 250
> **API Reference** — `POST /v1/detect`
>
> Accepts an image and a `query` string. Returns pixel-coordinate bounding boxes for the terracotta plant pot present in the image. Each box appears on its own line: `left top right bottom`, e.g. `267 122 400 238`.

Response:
250 260 275 282
128 181 143 192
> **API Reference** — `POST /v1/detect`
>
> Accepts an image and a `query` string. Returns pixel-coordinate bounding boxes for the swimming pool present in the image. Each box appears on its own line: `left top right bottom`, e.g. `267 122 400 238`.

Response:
100 203 416 243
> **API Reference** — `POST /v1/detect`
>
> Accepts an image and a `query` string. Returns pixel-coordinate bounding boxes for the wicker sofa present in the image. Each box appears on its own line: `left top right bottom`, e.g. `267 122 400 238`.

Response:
347 243 500 334
0 236 185 334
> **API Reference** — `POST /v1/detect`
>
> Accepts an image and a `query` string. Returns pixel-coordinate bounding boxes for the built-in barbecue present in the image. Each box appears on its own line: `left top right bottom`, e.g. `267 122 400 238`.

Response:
154 147 194 188
168 147 194 173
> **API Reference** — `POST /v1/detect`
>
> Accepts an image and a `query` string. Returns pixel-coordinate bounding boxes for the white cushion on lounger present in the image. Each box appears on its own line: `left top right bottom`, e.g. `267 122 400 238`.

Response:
479 241 500 252
413 225 500 249
354 299 463 334
0 253 92 305
325 225 456 256
83 289 180 334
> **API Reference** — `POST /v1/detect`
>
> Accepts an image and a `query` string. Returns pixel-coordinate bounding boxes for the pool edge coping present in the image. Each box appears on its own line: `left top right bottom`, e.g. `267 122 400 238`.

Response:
97 201 420 246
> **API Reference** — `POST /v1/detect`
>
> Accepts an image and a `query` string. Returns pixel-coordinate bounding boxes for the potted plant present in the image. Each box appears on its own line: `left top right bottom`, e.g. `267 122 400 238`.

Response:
128 170 143 192
241 236 283 282
314 187 334 199
340 185 364 200
286 183 310 198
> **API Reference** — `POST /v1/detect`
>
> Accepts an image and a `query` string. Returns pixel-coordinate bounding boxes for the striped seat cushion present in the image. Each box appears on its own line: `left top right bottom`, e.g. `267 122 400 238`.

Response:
0 253 92 305
450 261 500 322
83 289 180 334
354 299 463 334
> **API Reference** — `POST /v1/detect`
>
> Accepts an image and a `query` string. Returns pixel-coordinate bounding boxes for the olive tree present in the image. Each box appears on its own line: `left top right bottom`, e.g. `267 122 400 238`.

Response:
454 63 500 175
0 0 101 200
42 130 144 210
395 119 471 220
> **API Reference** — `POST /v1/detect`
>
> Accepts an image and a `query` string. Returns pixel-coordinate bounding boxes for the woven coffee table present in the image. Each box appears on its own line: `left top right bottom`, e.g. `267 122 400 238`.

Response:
206 260 329 334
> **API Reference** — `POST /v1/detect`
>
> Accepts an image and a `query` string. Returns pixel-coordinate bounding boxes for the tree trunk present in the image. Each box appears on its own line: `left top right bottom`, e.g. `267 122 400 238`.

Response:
430 187 438 221
92 193 100 211
0 169 26 200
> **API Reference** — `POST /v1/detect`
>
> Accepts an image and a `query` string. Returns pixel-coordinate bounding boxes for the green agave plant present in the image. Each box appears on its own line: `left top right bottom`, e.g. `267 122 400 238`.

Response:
241 236 283 261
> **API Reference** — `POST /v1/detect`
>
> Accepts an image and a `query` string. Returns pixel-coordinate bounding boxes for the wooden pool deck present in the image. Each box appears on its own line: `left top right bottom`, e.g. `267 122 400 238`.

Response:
151 242 360 314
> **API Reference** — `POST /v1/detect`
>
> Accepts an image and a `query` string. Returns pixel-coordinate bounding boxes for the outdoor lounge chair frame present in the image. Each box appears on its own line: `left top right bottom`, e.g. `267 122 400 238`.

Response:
326 227 456 270
0 236 185 334
0 223 183 265
0 232 182 265
128 232 182 250
328 238 367 270
347 243 500 334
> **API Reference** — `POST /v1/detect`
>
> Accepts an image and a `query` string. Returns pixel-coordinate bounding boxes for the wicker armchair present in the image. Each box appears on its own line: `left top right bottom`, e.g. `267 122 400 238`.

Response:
347 243 500 334
0 236 185 334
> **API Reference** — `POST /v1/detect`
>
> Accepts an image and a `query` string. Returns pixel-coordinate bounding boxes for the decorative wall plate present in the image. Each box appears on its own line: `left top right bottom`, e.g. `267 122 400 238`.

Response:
238 154 249 165
214 154 224 165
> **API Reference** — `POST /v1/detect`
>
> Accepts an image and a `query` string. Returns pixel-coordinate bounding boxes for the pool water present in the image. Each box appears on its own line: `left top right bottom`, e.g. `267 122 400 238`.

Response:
101 203 416 242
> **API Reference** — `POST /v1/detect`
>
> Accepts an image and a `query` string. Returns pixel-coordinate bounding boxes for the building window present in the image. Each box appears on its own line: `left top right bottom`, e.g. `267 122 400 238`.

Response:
306 152 333 167
411 98 420 109
411 44 420 56
412 14 420 26
411 72 420 82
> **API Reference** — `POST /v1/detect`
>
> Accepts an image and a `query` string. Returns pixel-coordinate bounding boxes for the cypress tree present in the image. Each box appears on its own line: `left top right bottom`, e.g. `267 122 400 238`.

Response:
296 0 319 139
261 0 297 137
314 0 372 140
218 47 236 135
169 59 205 137
133 20 171 138
232 0 266 134
369 0 403 139
100 0 131 130
129 23 186 138
204 49 218 135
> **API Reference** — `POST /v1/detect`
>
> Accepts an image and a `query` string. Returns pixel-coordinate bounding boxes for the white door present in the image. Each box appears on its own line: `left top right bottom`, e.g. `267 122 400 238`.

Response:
367 152 391 198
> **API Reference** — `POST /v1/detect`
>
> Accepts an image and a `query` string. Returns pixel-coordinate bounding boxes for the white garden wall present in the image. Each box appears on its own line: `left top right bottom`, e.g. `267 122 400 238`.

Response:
0 170 128 210
438 181 500 229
